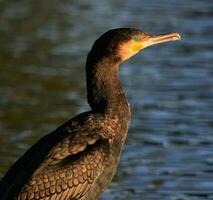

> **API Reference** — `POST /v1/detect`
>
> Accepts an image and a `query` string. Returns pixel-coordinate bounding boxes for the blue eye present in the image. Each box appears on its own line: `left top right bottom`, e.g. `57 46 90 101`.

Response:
134 35 141 42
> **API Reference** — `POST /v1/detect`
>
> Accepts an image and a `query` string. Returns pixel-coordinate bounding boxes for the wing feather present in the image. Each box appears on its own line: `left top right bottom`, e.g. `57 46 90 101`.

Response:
0 112 114 200
17 132 109 200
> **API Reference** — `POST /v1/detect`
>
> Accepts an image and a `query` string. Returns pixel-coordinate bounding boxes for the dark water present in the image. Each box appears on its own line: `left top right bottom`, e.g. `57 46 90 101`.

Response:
0 0 213 199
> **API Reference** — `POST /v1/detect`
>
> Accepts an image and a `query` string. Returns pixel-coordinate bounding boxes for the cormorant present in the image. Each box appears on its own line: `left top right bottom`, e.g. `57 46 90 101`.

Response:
0 28 181 200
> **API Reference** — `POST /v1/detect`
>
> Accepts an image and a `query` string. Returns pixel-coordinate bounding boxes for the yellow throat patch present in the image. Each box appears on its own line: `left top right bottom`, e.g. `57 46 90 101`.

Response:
131 43 143 52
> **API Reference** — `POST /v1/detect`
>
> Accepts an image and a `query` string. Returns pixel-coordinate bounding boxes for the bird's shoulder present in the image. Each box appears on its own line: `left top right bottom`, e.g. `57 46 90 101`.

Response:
44 111 120 165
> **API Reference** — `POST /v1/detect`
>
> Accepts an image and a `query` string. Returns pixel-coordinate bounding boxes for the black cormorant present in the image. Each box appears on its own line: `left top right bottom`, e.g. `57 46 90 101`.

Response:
0 28 181 200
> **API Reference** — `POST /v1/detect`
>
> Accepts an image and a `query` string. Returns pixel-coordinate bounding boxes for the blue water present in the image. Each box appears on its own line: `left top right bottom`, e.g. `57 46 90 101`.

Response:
0 0 212 199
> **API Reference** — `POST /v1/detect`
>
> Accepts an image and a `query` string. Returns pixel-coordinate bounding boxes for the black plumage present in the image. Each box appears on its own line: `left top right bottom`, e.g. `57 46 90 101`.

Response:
0 28 180 200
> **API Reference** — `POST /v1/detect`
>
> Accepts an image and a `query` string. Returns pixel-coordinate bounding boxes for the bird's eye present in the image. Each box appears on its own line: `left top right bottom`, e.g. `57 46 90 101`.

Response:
134 35 141 42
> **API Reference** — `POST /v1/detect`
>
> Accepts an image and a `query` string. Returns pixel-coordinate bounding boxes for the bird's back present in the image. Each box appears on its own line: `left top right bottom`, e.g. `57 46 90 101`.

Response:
0 111 125 200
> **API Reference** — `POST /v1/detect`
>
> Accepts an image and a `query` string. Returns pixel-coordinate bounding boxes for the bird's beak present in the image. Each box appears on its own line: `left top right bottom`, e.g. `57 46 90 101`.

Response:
143 32 181 49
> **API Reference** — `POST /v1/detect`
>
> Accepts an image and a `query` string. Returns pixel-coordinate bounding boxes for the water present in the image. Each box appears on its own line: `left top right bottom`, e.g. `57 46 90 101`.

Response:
0 0 212 199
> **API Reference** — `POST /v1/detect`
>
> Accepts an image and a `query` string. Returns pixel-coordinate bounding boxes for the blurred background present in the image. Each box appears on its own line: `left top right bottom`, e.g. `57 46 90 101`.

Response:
0 0 212 199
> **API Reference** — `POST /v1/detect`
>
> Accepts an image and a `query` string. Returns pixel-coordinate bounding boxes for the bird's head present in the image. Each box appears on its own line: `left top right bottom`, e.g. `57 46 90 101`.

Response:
87 28 181 64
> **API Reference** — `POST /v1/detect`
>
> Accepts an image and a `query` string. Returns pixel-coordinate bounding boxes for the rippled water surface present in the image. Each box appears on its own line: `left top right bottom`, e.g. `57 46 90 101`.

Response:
0 0 212 199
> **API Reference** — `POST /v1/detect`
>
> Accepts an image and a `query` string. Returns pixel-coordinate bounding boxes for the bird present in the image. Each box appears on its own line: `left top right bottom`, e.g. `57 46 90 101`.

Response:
0 28 181 200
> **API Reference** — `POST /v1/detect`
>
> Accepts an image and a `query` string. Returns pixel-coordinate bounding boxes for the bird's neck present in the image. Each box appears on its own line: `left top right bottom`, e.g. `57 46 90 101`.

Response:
86 57 128 114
